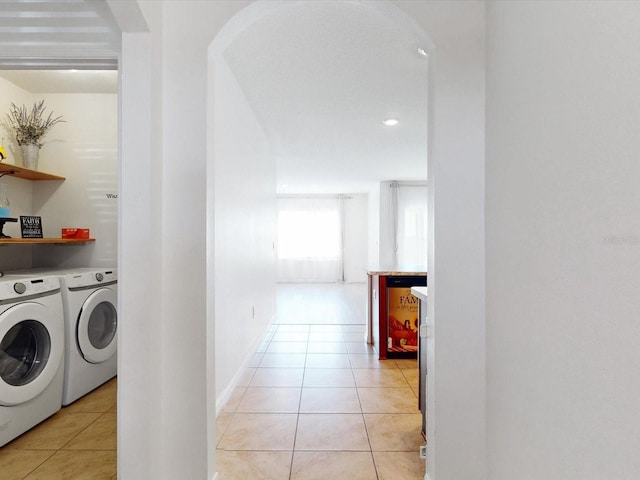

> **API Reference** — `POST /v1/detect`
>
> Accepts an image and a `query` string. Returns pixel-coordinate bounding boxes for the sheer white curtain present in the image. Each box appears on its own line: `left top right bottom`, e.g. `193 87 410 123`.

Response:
392 183 428 266
277 196 342 282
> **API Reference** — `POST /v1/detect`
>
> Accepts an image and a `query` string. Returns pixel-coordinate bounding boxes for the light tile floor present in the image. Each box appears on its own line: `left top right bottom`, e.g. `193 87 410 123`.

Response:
0 284 425 479
0 378 117 480
217 283 425 479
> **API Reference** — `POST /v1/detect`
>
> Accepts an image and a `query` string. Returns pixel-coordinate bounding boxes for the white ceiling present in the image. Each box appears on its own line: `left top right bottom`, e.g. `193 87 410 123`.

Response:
0 69 117 94
0 0 120 67
0 0 429 194
0 0 119 93
223 1 429 194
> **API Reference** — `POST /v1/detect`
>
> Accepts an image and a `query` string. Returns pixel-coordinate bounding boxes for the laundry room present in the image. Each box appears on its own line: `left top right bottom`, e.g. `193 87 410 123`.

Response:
0 69 119 460
0 70 118 271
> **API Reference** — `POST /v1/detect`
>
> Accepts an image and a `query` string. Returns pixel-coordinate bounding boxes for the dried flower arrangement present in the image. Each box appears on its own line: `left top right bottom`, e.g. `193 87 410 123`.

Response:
5 100 65 148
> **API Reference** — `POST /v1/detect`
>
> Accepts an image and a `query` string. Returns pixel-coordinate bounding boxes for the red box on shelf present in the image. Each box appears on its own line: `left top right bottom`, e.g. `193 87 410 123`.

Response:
61 228 90 239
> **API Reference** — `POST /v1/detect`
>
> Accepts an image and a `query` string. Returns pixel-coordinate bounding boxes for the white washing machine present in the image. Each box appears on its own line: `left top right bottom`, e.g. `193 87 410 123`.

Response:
58 268 117 405
3 268 118 405
0 275 64 447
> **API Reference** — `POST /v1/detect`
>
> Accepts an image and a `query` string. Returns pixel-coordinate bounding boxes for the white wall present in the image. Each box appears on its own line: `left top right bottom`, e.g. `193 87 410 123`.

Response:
486 2 640 479
0 78 36 269
118 15 164 480
213 54 276 406
0 78 33 170
378 180 396 267
33 93 118 267
397 1 486 478
118 1 486 479
367 184 380 267
156 2 215 477
118 2 252 479
0 79 117 270
343 193 368 282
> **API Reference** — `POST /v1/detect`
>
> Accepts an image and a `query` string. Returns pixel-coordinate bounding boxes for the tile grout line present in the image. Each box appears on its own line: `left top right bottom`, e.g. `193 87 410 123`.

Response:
351 349 381 480
19 450 56 480
288 324 307 480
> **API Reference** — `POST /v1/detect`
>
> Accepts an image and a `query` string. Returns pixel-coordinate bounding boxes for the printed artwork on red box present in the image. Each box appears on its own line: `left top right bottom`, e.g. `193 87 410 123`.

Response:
387 287 419 353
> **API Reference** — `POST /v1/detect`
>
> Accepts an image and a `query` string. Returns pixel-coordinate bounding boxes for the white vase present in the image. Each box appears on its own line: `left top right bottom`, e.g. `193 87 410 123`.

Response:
20 143 40 170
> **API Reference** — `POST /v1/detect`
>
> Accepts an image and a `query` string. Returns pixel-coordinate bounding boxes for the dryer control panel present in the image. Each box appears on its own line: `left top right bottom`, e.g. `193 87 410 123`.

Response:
64 269 117 290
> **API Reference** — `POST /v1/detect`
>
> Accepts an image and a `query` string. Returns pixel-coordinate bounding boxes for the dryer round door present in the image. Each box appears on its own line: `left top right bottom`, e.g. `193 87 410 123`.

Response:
0 302 64 406
77 287 117 364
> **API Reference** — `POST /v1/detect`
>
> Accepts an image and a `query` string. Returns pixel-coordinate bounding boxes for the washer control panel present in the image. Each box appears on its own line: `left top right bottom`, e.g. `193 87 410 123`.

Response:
0 276 61 301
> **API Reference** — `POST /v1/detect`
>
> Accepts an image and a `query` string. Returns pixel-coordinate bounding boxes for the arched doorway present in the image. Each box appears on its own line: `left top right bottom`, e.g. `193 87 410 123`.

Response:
116 2 485 479
208 1 432 478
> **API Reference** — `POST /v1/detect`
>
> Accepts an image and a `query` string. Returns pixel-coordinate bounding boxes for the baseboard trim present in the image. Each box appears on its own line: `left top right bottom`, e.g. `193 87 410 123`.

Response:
425 473 431 480
215 314 276 416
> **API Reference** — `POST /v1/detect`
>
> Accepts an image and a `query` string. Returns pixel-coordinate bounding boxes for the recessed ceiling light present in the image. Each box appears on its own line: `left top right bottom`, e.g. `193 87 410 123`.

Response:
417 47 428 57
383 118 399 126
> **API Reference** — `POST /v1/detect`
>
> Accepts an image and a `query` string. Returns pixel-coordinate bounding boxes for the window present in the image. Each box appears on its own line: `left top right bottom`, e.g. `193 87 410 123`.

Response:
277 210 340 260
277 196 342 282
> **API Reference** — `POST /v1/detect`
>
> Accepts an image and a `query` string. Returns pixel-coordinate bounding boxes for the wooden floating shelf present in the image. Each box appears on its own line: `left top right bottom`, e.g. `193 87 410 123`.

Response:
0 163 65 181
0 238 95 245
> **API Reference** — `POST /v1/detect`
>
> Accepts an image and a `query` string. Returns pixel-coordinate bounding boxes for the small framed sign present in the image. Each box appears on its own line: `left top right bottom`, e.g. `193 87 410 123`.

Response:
20 216 43 238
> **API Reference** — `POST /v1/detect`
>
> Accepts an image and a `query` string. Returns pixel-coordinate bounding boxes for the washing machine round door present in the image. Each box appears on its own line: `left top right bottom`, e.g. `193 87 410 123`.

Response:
77 287 117 364
0 303 64 406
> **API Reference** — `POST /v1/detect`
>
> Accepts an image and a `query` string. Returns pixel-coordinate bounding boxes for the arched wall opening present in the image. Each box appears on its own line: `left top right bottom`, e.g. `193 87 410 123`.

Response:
116 2 485 479
207 0 435 477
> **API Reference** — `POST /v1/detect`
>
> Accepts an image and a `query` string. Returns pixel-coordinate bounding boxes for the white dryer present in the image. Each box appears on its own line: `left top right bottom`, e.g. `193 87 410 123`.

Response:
0 275 64 447
56 268 117 405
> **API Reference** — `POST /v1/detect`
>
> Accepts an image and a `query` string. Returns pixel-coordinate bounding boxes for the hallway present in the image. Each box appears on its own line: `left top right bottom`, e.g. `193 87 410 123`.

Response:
0 284 424 479
216 283 425 479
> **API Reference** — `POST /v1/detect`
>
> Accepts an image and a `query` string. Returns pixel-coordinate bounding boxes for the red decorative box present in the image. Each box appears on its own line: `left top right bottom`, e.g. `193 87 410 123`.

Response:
61 228 90 239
